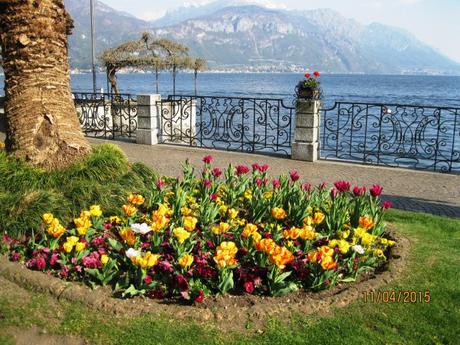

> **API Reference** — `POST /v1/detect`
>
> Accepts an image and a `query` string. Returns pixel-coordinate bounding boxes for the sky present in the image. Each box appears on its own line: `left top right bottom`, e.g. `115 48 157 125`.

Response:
101 0 460 63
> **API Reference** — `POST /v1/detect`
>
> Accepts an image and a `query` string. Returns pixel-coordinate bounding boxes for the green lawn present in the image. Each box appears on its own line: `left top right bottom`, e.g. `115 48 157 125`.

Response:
1 209 459 345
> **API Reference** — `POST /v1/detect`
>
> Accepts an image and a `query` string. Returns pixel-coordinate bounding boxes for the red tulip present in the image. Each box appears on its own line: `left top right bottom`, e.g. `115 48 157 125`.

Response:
235 165 250 176
313 71 320 77
202 155 214 164
244 281 255 294
334 180 351 193
211 167 222 177
290 170 300 182
370 184 383 197
382 200 393 209
304 73 311 78
194 289 204 303
353 186 366 197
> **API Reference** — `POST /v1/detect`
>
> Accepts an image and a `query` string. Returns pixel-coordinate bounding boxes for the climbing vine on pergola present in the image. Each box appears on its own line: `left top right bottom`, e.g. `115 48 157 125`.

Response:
100 33 207 95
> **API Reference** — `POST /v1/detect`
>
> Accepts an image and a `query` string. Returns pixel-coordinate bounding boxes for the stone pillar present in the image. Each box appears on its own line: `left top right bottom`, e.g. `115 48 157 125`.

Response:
136 94 161 145
292 99 320 162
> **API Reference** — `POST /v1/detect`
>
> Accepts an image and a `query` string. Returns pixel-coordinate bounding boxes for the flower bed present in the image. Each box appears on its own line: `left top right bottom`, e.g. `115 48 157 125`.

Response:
1 156 395 303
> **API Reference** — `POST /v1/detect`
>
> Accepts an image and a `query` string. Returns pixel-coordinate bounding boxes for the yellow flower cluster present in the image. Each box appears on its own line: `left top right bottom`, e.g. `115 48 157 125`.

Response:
128 193 145 206
43 213 66 238
152 204 170 232
0 142 5 150
352 220 395 253
63 236 86 253
308 246 337 270
131 251 161 269
173 227 190 244
241 223 262 242
283 225 319 241
269 246 295 270
213 241 238 268
73 209 95 236
303 212 325 226
255 238 294 269
328 239 350 254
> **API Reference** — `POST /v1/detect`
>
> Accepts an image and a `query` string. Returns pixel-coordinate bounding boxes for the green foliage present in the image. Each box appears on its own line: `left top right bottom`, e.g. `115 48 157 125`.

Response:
0 144 157 237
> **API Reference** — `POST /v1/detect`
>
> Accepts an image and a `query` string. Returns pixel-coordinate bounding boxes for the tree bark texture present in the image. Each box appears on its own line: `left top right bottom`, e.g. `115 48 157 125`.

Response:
0 0 91 170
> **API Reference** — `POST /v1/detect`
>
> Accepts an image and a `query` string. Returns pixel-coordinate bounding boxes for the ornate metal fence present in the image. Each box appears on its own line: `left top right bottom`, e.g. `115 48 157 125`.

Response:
73 92 138 140
157 95 295 156
320 102 460 173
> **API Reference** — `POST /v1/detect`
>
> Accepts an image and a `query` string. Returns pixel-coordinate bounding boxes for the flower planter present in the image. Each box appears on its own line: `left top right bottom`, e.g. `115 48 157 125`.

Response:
297 86 321 100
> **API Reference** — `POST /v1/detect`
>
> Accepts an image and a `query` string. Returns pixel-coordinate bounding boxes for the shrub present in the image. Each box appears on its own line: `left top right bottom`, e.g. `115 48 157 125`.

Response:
0 144 157 236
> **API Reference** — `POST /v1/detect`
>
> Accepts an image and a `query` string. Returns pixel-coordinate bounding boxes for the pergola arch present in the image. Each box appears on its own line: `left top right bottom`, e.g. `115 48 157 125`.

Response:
100 34 206 95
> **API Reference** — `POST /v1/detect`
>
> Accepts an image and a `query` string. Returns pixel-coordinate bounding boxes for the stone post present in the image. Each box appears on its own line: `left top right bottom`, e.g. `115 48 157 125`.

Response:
136 94 161 145
292 99 321 162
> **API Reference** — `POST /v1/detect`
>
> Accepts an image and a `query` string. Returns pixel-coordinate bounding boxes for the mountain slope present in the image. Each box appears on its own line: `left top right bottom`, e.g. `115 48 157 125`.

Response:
64 0 150 68
64 0 460 74
148 5 460 74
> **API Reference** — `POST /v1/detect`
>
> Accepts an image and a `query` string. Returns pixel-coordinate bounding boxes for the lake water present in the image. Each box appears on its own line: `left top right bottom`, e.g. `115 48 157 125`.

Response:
77 72 460 107
1 72 459 172
2 72 459 107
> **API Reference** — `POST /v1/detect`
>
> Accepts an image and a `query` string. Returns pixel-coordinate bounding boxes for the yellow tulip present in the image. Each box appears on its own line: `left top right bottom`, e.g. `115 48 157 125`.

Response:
101 254 109 265
42 213 54 225
242 223 258 238
128 193 145 205
173 227 190 244
75 242 86 252
313 212 325 224
67 236 79 245
122 204 137 217
63 242 74 253
271 207 286 220
183 216 198 232
212 222 231 235
227 208 239 219
178 254 194 269
359 216 374 230
47 219 66 238
89 205 102 217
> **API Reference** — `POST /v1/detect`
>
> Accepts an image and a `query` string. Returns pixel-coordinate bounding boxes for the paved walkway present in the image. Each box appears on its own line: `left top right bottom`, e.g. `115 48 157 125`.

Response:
90 138 460 218
1 131 458 218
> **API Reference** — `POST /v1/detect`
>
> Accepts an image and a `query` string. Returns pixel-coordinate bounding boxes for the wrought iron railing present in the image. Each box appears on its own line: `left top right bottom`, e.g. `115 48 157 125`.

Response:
320 102 460 173
158 95 295 156
73 92 138 140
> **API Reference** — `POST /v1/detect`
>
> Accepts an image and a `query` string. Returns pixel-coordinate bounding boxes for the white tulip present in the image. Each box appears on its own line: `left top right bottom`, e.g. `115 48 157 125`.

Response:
125 248 141 258
352 244 365 254
131 223 152 235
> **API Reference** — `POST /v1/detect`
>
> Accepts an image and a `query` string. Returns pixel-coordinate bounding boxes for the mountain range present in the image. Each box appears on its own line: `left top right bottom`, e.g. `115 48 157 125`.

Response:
64 0 460 74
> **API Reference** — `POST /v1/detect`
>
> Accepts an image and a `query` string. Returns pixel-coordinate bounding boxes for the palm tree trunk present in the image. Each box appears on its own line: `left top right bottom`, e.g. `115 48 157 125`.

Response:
0 0 91 170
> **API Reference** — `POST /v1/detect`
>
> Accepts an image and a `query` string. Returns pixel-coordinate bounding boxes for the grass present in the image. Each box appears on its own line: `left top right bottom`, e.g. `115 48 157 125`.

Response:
0 144 157 236
0 209 459 344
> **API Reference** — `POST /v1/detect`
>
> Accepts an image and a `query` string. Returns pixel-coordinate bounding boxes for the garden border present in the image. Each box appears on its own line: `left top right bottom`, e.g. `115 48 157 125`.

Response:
0 226 410 332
